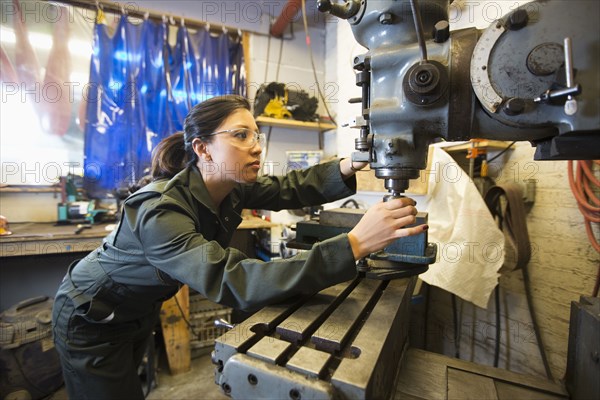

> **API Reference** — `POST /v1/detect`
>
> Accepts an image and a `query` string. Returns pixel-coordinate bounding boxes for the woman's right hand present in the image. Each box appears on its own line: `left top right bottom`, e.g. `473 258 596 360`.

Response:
347 197 427 260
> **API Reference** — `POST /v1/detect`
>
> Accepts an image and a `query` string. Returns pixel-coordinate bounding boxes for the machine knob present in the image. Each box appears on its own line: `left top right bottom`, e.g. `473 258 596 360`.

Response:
507 9 528 30
317 0 332 12
316 0 360 20
503 98 525 116
433 20 450 43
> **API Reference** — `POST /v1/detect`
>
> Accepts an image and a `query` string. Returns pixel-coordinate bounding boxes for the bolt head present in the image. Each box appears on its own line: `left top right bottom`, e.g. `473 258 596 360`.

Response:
508 9 528 30
379 12 393 25
503 98 525 115
416 71 433 86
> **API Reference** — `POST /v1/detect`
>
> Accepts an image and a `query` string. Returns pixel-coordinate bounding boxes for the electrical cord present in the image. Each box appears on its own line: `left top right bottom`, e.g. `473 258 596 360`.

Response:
492 200 503 369
260 22 282 161
275 34 284 81
487 141 517 164
473 141 517 173
300 0 337 125
275 22 293 82
568 160 600 296
521 255 554 380
263 24 272 84
340 198 360 208
451 293 460 358
485 185 553 381
493 285 501 367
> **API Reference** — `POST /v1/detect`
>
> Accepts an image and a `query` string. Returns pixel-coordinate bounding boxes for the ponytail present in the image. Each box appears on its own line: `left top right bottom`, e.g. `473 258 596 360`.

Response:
151 132 187 180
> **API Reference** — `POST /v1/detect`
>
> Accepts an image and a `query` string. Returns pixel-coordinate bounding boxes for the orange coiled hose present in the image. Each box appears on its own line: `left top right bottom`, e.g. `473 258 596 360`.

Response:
568 160 600 296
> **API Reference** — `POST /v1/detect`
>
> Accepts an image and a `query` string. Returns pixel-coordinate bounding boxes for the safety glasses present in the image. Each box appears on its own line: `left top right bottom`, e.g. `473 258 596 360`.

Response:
203 128 266 148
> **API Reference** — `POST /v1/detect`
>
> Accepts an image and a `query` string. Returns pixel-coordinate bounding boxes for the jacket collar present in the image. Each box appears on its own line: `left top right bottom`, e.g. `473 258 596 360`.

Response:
167 166 242 223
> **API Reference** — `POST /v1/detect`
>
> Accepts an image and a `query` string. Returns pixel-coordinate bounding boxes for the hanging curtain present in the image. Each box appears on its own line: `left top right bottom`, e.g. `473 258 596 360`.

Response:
167 24 195 131
139 19 173 170
83 14 246 198
229 35 247 98
83 14 144 197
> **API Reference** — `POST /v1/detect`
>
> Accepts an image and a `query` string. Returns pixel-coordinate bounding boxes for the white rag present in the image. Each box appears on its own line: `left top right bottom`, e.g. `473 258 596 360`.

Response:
419 143 505 308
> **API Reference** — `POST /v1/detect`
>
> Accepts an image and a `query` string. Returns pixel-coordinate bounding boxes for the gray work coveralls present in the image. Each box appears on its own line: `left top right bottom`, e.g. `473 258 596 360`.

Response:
51 159 358 399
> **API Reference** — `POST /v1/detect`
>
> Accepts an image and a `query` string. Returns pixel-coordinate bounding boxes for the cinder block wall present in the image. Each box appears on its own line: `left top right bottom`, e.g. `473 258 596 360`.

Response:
422 143 598 379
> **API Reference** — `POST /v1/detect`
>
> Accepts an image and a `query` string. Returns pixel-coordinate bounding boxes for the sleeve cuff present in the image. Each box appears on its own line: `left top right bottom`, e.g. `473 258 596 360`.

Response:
320 159 357 200
318 233 358 283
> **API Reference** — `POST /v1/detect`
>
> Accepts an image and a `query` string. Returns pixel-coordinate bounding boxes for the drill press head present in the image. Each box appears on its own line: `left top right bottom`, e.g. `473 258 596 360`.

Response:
338 0 450 196
322 0 600 165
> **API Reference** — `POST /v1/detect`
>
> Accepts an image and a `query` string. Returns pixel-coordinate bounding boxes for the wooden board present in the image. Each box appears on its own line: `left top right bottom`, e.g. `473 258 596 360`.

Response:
442 140 514 153
256 116 337 132
447 368 498 400
160 285 191 375
237 215 278 230
395 348 569 399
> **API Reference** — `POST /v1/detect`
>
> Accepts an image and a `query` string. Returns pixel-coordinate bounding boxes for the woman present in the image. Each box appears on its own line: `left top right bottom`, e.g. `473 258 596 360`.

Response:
52 95 426 399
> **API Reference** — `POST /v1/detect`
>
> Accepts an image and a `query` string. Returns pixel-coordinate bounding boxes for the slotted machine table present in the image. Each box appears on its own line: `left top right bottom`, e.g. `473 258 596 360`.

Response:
213 276 416 399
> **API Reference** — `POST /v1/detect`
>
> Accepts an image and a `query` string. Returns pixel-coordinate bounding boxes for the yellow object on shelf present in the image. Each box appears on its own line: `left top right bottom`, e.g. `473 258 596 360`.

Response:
263 96 292 119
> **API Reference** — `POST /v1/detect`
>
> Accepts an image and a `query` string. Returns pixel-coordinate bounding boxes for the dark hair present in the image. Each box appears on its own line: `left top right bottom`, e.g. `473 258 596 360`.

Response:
151 95 251 179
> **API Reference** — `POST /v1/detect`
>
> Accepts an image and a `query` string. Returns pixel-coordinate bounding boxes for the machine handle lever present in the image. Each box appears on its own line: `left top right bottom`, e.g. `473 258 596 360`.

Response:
533 37 580 115
74 224 92 234
317 0 361 20
534 84 581 103
214 318 234 331
563 37 577 115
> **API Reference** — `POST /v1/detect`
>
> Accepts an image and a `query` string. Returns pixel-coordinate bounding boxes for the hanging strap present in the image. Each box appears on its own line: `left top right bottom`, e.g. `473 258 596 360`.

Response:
64 255 119 322
484 184 531 270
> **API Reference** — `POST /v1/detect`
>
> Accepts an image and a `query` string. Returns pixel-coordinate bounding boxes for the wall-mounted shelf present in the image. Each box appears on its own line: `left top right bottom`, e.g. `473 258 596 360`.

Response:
443 140 513 153
256 116 336 132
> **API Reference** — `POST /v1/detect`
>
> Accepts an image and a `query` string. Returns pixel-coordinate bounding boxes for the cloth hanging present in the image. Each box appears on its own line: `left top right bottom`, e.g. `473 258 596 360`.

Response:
138 19 173 171
83 15 144 198
167 25 194 130
229 36 247 98
189 29 215 104
420 143 505 308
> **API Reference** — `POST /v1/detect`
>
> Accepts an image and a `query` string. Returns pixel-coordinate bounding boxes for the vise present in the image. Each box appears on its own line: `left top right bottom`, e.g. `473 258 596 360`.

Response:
289 208 436 280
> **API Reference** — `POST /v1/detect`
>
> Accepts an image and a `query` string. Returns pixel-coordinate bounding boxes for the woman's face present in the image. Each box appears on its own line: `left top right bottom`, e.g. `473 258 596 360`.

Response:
204 108 263 184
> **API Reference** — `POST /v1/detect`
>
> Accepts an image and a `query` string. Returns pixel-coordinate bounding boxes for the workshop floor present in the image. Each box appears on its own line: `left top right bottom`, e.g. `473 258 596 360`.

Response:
48 351 228 400
146 351 228 400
